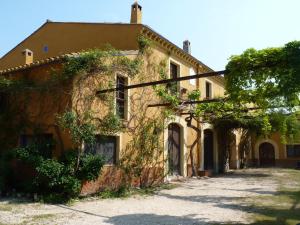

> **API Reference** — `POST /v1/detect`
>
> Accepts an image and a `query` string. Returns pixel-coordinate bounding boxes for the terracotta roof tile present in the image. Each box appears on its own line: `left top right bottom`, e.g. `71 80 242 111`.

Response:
0 50 139 75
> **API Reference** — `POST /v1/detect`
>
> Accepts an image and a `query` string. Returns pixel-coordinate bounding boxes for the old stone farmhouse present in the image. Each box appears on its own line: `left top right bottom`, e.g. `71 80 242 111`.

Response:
0 2 299 194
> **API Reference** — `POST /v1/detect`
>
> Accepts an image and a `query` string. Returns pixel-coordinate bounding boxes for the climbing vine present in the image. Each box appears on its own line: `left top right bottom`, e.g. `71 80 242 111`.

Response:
0 34 200 197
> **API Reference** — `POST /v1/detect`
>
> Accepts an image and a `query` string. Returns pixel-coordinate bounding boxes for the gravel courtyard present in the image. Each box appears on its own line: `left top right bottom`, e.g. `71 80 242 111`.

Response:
0 169 289 225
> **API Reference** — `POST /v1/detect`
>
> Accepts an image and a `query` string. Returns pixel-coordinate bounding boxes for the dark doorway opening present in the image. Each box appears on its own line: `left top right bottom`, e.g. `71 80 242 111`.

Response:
259 142 275 167
168 123 181 175
204 129 214 170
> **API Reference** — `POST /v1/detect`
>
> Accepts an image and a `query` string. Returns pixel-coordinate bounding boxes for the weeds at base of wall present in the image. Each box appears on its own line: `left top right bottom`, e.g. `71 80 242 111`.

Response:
78 182 179 202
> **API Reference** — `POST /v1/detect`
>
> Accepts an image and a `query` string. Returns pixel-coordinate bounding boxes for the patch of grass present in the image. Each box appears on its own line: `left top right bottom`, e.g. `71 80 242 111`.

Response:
96 183 178 200
30 213 56 221
0 204 13 211
0 222 10 225
130 183 178 196
246 169 300 225
19 214 56 225
98 186 130 199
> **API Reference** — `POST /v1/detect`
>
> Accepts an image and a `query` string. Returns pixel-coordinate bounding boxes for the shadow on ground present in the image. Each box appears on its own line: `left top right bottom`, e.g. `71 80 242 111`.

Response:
103 213 228 225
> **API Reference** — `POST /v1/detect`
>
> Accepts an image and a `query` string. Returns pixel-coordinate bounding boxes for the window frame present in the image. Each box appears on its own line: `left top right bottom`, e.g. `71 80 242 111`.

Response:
169 61 181 95
115 74 129 120
19 133 54 159
286 144 300 158
205 80 213 99
84 135 119 165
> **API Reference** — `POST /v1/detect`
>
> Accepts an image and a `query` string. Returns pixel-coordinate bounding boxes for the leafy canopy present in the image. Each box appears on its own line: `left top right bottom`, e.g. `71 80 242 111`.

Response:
194 41 300 142
226 41 300 108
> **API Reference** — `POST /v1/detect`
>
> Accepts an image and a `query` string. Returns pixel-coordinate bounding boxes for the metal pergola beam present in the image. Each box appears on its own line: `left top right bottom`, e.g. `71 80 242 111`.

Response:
147 98 224 108
96 70 226 94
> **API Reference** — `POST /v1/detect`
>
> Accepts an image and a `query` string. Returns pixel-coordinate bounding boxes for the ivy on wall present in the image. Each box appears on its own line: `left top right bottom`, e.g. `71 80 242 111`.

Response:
0 35 203 199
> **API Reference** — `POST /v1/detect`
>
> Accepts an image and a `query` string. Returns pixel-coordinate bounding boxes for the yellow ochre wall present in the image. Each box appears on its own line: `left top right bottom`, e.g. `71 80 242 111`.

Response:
0 22 143 70
250 133 300 168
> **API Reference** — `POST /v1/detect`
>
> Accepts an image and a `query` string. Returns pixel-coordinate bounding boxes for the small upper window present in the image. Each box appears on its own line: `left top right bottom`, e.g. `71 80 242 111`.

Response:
116 75 127 119
205 81 212 99
286 145 300 158
169 62 179 94
85 135 117 165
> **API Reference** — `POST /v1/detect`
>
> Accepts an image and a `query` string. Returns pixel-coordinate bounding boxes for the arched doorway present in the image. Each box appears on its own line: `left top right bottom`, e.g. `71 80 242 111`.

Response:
259 142 275 167
168 123 181 175
204 129 214 170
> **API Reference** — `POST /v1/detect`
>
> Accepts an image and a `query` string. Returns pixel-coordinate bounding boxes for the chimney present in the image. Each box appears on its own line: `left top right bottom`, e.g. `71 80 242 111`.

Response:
130 1 142 24
22 49 33 65
183 40 191 54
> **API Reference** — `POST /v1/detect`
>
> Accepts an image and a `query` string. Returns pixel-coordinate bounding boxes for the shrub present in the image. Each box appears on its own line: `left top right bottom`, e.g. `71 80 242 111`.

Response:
35 158 81 199
77 154 105 181
35 159 65 190
13 147 105 202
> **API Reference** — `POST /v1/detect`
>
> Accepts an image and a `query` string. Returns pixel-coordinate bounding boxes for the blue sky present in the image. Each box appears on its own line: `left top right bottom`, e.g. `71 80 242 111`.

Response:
1 0 300 70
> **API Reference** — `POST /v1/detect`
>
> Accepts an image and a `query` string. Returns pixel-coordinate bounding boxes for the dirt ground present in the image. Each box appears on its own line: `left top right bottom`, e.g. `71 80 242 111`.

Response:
0 169 292 225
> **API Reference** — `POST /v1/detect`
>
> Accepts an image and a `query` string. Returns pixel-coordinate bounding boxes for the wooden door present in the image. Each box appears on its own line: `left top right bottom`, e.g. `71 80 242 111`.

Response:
204 130 214 170
168 123 181 175
259 142 275 167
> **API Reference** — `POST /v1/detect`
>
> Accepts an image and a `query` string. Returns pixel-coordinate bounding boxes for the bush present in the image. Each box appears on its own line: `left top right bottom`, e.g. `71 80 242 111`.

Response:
77 154 105 181
13 147 105 202
35 159 65 192
15 147 43 166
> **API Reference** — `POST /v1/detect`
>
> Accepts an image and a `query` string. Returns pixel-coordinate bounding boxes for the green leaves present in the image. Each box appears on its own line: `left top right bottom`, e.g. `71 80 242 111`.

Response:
58 111 96 145
36 159 65 188
137 35 152 53
206 40 300 141
14 148 105 201
226 41 300 109
77 154 105 182
188 90 201 101
99 112 123 135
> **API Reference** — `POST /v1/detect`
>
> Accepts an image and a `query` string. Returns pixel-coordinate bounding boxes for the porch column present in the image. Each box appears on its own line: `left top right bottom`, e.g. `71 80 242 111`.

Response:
229 130 240 169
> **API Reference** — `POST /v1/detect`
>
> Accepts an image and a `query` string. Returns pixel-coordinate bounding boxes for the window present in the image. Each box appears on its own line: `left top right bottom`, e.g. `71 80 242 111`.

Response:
169 62 179 94
205 81 212 99
116 75 126 119
85 135 117 165
20 133 54 158
286 145 300 158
